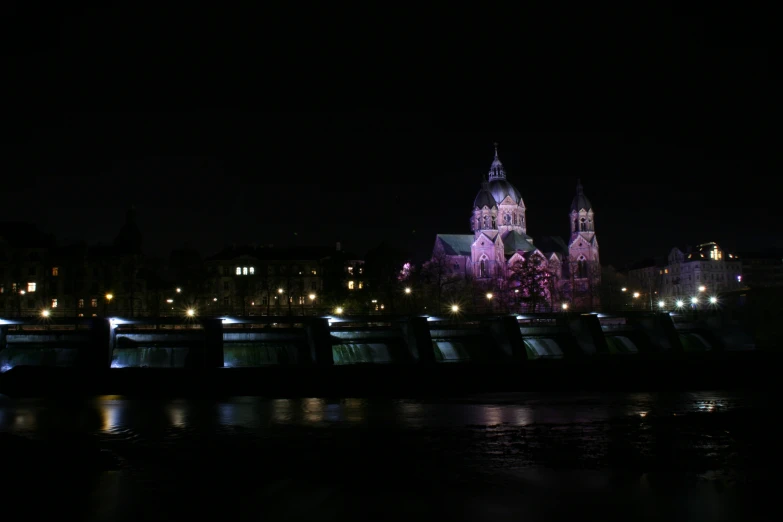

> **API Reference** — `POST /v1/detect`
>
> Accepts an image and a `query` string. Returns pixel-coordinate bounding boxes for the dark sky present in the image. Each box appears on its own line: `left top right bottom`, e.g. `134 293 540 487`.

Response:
2 6 774 268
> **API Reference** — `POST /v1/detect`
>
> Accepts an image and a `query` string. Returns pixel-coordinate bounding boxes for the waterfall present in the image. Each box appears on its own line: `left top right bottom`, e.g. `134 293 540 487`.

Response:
223 343 299 366
111 347 189 368
433 341 470 362
0 346 78 372
522 338 564 359
332 343 392 365
679 333 712 352
605 335 639 354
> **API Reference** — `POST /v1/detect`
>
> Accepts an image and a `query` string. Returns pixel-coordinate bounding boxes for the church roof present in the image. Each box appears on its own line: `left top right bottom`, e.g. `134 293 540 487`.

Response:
535 235 569 256
488 179 523 205
502 231 536 255
436 234 474 256
570 179 593 212
473 181 497 208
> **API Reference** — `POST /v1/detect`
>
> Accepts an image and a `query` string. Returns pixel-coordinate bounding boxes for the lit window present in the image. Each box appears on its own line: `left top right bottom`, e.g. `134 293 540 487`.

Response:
249 267 254 275
77 313 84 317
78 299 84 308
52 267 59 276
347 267 354 274
299 296 305 304
665 269 669 274
311 270 317 275
91 298 98 308
27 282 36 292
358 282 363 289
52 299 58 308
243 267 248 275
236 267 242 275
348 280 355 290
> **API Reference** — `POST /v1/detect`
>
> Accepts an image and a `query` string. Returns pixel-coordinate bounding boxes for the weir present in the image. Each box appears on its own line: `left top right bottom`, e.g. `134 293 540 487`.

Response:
0 311 758 373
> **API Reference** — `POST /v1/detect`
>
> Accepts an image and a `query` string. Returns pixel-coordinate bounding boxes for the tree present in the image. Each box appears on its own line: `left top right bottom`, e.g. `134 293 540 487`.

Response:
364 242 411 314
421 250 464 313
508 253 552 313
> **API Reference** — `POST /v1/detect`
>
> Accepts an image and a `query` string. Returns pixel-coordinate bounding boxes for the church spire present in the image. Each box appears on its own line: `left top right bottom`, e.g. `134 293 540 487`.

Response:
488 142 506 181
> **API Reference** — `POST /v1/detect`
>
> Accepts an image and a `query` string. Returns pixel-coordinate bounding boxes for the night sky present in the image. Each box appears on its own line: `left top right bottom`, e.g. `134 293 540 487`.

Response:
3 7 774 268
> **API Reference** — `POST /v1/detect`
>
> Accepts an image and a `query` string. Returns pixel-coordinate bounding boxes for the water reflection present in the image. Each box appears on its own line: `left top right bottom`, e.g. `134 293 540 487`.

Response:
302 398 324 423
100 399 124 433
168 401 188 428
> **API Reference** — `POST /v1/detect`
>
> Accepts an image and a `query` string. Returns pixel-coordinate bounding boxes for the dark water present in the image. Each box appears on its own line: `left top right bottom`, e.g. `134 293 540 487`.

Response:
0 391 777 521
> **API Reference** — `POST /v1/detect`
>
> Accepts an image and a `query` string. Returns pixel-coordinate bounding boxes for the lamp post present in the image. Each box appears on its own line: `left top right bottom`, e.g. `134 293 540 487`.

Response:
486 292 493 314
104 293 113 317
309 293 316 316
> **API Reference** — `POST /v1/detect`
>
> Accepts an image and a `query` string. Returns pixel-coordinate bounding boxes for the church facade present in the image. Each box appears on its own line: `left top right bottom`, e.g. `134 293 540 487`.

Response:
432 144 601 311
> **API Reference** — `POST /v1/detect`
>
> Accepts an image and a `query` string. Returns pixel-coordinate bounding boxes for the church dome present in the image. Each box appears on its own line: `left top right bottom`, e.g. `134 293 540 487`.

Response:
473 181 497 208
488 179 522 205
484 143 523 205
570 179 592 212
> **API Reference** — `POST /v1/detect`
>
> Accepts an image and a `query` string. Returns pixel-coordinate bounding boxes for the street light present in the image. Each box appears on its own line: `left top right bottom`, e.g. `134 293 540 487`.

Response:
41 309 50 318
404 287 411 294
309 293 316 300
698 285 706 292
621 287 627 292
450 304 459 313
676 300 684 308
709 296 718 304
278 288 284 294
186 308 195 317
561 303 569 310
104 293 113 316
335 306 343 315
690 297 699 305
658 300 666 308
633 292 640 298
176 288 181 293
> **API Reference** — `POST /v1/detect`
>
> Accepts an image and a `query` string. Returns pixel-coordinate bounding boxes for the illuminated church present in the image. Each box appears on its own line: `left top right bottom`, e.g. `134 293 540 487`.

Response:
432 144 601 309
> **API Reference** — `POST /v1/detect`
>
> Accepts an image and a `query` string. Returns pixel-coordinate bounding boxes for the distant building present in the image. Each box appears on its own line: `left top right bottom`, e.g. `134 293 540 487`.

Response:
0 210 150 318
432 143 601 310
627 242 743 304
201 243 361 316
735 249 783 288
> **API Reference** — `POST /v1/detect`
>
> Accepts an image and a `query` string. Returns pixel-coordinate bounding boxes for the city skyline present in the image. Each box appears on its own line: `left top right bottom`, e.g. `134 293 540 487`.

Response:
2 116 776 268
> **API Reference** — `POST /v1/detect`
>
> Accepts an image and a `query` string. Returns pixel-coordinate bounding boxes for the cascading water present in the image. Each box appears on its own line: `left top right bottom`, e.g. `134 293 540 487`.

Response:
111 346 189 368
522 338 564 359
679 332 712 352
433 341 470 362
332 343 392 364
605 335 639 354
223 343 299 366
0 345 78 372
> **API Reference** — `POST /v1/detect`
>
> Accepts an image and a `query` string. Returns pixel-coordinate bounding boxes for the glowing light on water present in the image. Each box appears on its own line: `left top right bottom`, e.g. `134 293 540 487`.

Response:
639 412 647 417
302 398 325 424
0 364 12 373
110 361 126 368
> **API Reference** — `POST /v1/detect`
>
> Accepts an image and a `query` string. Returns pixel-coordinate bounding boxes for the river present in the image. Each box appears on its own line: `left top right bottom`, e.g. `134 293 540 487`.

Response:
0 391 776 521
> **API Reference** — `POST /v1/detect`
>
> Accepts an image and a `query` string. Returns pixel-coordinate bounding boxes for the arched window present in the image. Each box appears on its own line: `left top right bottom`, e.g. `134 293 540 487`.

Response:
243 267 248 275
483 216 490 228
580 218 586 231
479 255 488 278
491 216 496 229
236 267 241 275
577 257 588 278
504 214 511 224
249 266 255 275
574 217 579 231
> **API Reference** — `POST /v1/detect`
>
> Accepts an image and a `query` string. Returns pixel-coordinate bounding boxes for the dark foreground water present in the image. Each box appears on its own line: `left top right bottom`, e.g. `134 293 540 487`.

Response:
0 391 778 521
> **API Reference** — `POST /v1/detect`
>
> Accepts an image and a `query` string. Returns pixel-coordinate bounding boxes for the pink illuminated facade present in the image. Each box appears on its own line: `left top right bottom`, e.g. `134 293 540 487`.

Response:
432 144 601 310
